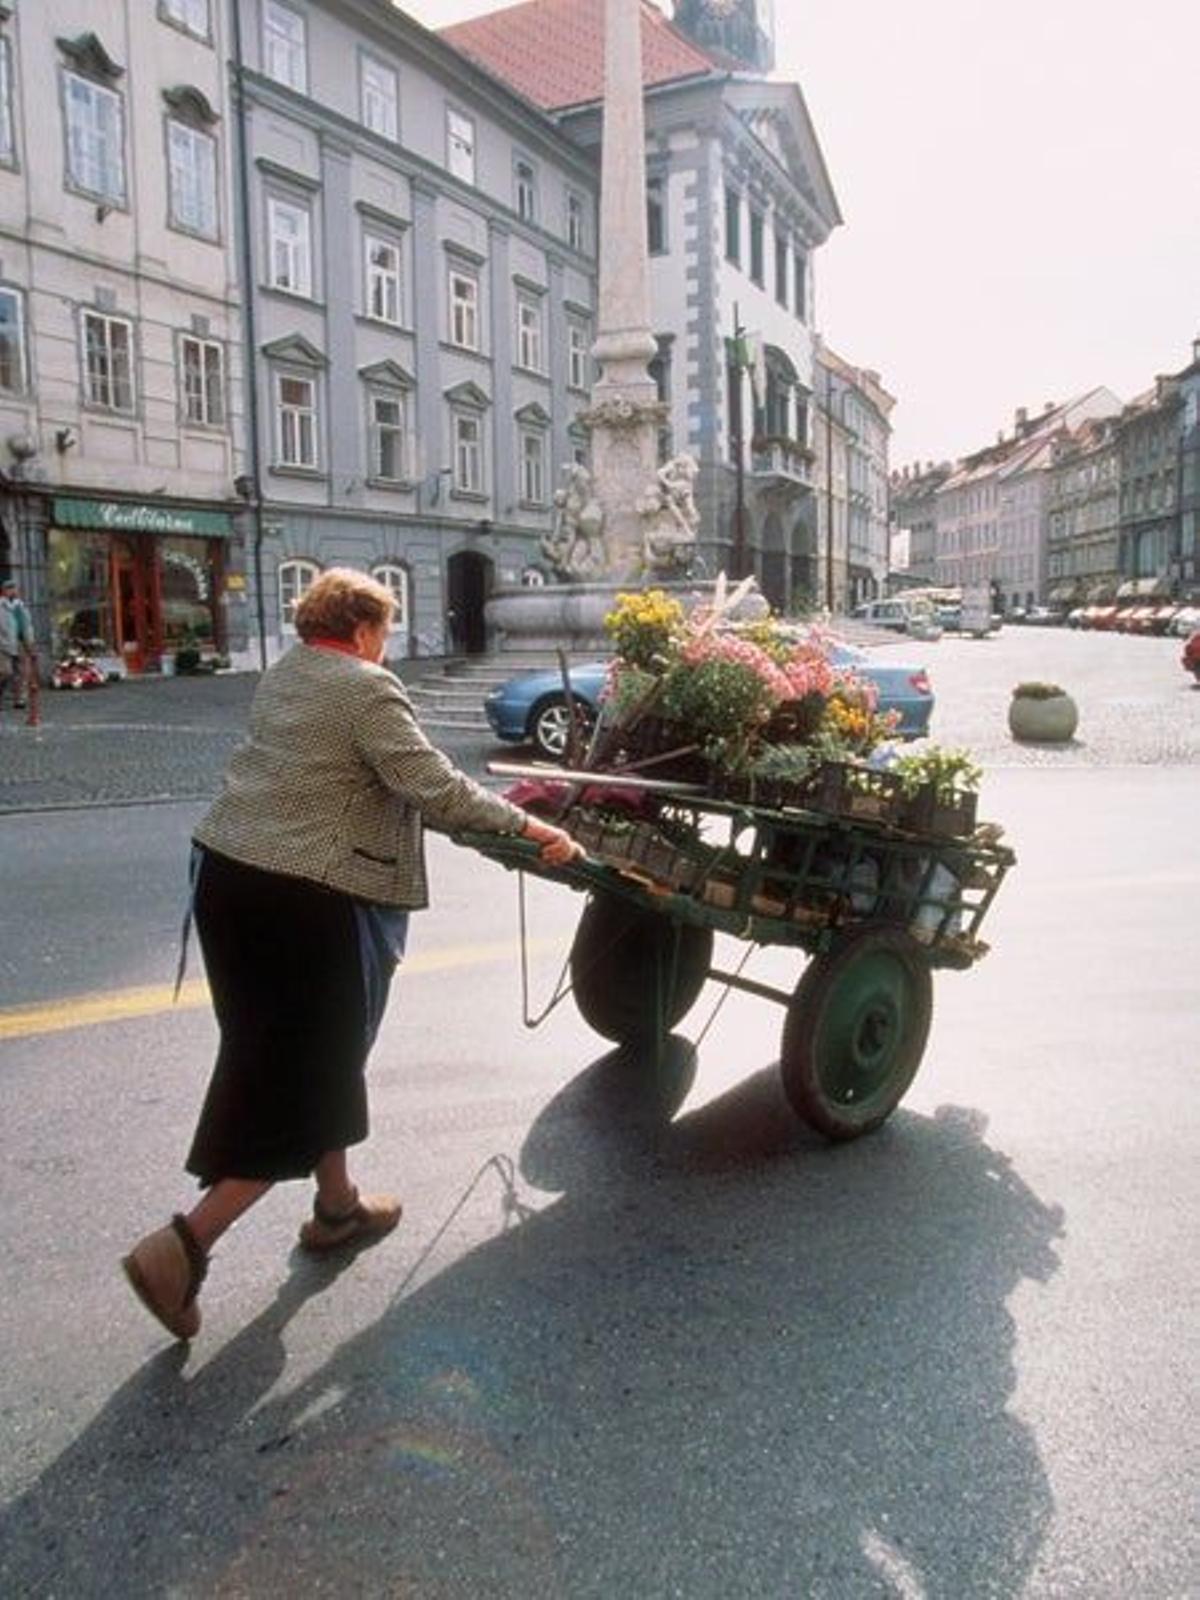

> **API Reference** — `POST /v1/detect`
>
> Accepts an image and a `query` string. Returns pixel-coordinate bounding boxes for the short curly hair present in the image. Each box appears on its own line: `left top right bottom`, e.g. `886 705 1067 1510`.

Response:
293 568 395 642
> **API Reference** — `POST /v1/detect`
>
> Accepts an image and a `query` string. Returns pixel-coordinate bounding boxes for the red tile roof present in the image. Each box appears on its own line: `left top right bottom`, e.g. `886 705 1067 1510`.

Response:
440 0 718 112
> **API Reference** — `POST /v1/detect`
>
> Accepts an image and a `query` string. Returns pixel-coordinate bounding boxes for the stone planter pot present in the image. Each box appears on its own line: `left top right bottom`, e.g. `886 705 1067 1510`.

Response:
1008 690 1078 743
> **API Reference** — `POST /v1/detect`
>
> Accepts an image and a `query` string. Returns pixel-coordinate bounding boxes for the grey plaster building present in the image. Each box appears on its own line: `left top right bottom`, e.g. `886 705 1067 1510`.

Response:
445 0 842 615
232 0 600 662
1045 416 1121 606
1174 339 1200 600
888 461 952 585
0 1 249 674
1116 375 1183 600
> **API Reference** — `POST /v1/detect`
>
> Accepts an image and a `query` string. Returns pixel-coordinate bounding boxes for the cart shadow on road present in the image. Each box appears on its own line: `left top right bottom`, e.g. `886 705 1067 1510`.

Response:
1 1047 1065 1599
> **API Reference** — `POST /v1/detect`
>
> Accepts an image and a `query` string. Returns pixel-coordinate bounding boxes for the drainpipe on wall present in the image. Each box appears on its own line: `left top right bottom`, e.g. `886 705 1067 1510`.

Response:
230 0 268 671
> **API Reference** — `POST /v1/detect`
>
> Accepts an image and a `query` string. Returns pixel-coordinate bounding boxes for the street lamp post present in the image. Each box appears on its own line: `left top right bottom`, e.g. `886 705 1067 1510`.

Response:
731 306 748 579
824 361 835 612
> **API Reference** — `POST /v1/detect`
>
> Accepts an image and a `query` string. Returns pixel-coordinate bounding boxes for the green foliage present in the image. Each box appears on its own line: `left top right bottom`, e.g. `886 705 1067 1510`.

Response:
893 745 982 801
1011 681 1068 700
657 657 775 747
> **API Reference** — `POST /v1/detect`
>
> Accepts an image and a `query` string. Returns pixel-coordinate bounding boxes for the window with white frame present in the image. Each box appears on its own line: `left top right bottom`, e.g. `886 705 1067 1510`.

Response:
452 410 483 493
82 310 134 411
0 288 26 394
519 428 546 505
567 320 589 391
372 563 409 631
448 267 479 349
515 159 537 222
446 108 475 184
263 1 306 92
268 197 312 296
167 120 218 238
566 190 584 251
0 38 14 165
64 72 125 203
364 235 401 323
369 391 407 482
361 55 397 141
160 0 210 38
516 296 544 372
279 557 319 633
275 372 318 467
180 334 224 426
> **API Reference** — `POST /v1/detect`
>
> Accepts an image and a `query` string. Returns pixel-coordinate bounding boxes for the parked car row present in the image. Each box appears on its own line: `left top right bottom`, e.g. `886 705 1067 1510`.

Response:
1066 603 1200 636
485 637 936 761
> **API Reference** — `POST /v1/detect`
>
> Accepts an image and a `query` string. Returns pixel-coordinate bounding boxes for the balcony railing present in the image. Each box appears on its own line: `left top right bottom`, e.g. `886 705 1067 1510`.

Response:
750 435 815 487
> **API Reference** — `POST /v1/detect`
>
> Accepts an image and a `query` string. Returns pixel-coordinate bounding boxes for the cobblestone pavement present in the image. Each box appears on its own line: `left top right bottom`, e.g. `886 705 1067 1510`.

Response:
0 627 1195 812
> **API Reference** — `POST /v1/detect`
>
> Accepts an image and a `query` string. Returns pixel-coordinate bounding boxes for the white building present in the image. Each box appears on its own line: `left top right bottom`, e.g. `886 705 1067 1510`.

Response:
0 1 248 672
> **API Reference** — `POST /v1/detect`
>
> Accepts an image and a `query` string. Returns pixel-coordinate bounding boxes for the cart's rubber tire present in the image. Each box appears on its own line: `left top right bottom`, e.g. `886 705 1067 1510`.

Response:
570 893 713 1043
781 923 932 1140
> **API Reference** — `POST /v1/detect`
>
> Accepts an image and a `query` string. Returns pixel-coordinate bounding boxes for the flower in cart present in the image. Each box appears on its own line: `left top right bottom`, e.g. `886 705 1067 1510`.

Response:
821 688 901 755
604 589 685 672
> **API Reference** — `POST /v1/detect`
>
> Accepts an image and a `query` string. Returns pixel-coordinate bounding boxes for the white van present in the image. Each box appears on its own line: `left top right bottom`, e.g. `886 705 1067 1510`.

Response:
852 597 935 633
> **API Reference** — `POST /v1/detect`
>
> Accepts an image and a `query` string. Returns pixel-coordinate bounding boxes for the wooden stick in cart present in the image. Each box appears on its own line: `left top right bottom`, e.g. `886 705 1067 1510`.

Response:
488 760 706 796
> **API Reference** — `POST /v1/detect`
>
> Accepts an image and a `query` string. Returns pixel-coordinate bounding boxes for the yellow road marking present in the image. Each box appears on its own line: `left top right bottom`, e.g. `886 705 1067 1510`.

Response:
0 938 558 1041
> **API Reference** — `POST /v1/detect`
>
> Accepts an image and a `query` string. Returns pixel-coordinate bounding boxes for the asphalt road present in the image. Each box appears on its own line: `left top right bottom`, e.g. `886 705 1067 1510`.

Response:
0 627 1197 1597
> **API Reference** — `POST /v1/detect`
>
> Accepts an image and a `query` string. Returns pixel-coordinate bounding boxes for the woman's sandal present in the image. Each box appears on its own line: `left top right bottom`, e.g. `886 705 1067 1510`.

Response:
298 1190 402 1254
122 1214 209 1340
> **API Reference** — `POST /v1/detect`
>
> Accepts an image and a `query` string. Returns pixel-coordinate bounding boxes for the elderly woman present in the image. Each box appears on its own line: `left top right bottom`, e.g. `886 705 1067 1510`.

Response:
123 569 578 1340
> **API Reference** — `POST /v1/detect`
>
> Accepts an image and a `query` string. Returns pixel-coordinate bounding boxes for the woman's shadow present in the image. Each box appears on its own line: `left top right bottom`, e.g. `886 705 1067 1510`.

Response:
1 1041 1063 1598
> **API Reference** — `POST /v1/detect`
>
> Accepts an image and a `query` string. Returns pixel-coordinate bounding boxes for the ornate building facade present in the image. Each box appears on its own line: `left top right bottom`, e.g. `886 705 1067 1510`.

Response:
446 0 843 615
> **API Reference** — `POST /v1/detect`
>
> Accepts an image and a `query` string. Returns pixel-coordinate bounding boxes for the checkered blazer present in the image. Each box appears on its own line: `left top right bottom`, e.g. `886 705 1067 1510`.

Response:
194 644 526 908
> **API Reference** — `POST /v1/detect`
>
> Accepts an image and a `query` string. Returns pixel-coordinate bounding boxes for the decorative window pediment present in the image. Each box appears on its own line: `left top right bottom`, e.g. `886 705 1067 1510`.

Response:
163 85 219 129
359 358 414 390
57 33 124 84
444 379 490 409
261 332 326 369
515 401 551 428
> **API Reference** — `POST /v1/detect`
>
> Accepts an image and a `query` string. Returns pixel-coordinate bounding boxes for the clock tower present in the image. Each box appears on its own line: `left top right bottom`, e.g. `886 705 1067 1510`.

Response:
673 0 776 74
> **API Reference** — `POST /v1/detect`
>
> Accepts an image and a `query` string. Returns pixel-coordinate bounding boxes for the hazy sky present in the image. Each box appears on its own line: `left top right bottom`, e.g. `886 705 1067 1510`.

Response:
404 0 1200 465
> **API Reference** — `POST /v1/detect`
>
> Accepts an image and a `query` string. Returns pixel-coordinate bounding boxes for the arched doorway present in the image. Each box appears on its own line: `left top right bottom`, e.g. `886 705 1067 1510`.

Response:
446 549 493 656
760 512 786 613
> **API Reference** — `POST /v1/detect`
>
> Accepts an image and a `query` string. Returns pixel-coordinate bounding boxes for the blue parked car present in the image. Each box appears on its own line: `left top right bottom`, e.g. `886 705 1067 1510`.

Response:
484 641 934 760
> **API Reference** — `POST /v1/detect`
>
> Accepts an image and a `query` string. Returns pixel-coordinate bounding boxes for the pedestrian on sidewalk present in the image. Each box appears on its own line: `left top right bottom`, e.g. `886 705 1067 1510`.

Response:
0 575 34 711
123 567 580 1341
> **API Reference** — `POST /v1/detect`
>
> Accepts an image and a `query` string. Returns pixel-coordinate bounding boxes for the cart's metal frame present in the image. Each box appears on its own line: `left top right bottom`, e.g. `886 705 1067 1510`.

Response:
458 789 1015 1139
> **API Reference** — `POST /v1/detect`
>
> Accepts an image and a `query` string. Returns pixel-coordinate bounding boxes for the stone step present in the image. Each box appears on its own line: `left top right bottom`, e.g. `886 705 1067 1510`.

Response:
415 710 493 731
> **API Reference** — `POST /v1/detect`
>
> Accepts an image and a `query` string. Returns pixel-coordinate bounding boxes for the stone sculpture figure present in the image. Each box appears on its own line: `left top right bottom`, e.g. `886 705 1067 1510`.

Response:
541 463 609 579
637 453 701 575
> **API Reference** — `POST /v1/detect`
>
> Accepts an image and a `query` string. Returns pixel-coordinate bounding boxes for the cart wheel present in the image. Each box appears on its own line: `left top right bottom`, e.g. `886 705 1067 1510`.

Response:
570 893 712 1043
780 923 932 1140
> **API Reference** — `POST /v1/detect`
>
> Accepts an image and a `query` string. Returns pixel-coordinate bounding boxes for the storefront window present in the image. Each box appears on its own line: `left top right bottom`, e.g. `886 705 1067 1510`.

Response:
47 522 223 668
48 528 112 654
160 535 219 650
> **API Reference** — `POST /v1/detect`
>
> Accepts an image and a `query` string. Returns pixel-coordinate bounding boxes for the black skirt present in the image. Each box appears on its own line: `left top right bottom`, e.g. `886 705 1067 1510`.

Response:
186 849 396 1185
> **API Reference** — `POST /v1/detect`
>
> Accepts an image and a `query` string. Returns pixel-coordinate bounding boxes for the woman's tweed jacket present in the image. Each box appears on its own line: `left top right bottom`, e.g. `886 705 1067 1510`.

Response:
194 644 526 908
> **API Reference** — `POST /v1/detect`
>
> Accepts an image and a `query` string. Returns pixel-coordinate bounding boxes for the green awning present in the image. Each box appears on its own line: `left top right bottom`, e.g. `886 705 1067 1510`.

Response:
53 497 233 538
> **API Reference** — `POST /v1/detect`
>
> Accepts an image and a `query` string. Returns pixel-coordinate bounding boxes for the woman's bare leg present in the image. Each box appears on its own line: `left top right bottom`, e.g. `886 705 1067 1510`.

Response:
313 1150 357 1216
185 1177 272 1253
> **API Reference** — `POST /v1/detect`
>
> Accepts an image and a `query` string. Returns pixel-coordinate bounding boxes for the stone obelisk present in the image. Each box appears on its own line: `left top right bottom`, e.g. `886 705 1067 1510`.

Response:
582 0 666 580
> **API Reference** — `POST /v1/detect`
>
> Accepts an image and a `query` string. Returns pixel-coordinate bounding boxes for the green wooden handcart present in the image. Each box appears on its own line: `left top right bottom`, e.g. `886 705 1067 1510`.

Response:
459 773 1014 1142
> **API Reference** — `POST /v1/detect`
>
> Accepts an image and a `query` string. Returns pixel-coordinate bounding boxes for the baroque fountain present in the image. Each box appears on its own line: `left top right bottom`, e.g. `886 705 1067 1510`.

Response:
485 0 756 653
